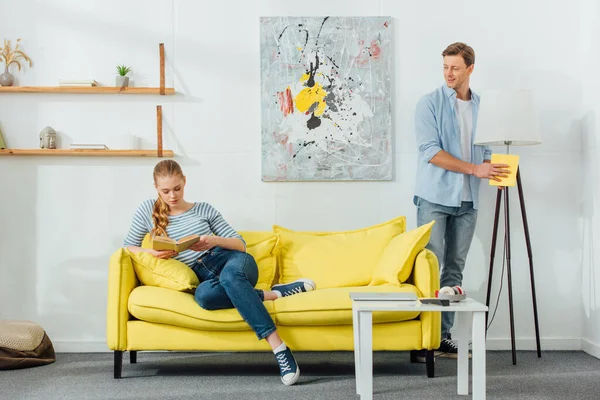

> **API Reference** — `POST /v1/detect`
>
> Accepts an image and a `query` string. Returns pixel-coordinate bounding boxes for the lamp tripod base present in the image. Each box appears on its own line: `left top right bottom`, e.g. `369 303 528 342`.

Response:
484 169 542 364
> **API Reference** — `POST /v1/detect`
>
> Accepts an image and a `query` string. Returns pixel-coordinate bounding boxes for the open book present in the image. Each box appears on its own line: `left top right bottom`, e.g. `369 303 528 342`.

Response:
152 234 200 252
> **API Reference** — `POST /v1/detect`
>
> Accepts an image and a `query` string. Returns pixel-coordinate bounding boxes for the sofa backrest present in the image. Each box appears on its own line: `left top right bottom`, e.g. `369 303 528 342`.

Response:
272 216 406 289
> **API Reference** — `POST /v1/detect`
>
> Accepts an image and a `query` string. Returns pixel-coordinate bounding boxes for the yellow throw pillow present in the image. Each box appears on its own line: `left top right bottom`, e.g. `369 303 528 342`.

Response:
369 221 435 286
273 216 406 290
141 234 152 249
239 232 279 291
128 250 199 292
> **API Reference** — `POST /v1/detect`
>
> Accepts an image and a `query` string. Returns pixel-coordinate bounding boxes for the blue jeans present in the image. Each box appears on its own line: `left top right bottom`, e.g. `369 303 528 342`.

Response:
416 197 478 339
191 247 277 340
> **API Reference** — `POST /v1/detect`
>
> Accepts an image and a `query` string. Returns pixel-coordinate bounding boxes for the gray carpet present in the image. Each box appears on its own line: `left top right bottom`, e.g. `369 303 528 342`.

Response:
1 351 599 399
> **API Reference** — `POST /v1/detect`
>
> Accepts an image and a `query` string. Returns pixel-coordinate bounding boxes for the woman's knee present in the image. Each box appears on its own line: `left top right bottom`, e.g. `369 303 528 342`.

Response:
194 288 219 310
220 252 257 282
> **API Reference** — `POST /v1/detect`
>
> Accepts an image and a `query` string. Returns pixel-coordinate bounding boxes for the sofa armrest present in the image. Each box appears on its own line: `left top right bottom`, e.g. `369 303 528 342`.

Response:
106 248 139 351
411 248 439 297
410 248 441 349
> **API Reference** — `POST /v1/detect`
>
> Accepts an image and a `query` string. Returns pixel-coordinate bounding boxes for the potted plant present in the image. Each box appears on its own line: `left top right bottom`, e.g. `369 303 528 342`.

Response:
0 38 32 87
116 64 132 88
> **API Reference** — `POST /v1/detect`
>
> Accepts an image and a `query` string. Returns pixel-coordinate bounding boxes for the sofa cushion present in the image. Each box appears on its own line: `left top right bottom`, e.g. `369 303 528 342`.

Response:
128 286 277 331
239 232 278 291
369 221 435 286
273 284 420 326
128 250 199 292
273 216 406 290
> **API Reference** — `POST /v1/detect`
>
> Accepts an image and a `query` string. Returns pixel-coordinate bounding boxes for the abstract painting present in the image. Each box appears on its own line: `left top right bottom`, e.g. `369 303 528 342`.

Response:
260 17 392 181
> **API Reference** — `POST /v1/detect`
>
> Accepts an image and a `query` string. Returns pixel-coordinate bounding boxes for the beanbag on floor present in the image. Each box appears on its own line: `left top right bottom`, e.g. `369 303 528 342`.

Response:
0 320 56 370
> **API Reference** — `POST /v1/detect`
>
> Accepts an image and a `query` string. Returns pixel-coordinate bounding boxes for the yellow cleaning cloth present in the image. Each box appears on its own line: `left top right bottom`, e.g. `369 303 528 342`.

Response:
489 154 519 187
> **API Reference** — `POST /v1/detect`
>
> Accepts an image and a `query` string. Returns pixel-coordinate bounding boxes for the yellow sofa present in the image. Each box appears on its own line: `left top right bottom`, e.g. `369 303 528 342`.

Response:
106 217 441 378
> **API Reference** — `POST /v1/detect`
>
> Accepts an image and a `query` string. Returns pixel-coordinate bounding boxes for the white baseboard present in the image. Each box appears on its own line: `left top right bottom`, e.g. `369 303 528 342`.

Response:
485 338 582 351
581 339 600 359
54 341 109 353
54 339 586 353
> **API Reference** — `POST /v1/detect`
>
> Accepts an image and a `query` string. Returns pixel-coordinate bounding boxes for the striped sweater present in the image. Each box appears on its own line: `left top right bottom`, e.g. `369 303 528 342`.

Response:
123 199 244 267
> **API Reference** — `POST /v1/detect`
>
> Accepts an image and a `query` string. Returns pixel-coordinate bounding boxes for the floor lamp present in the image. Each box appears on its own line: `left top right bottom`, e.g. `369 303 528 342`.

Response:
474 89 542 365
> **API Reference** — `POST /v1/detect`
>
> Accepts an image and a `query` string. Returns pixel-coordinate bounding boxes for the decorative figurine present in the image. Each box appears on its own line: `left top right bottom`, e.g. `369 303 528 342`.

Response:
39 126 57 149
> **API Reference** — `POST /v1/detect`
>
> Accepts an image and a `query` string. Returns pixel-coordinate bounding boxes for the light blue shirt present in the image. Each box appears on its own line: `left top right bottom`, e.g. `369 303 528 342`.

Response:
414 85 491 210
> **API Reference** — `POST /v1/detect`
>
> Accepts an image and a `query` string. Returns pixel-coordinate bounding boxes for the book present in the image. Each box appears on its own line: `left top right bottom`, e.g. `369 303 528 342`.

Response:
58 79 98 86
152 234 200 252
349 292 417 302
70 144 108 150
59 83 96 87
489 154 519 187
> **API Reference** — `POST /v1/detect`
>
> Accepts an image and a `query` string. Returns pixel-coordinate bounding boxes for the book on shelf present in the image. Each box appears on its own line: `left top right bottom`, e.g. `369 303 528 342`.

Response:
58 79 98 87
152 235 200 252
70 143 108 150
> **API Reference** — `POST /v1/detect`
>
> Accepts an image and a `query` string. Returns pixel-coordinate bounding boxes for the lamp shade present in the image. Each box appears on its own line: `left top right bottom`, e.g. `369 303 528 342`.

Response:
474 89 542 146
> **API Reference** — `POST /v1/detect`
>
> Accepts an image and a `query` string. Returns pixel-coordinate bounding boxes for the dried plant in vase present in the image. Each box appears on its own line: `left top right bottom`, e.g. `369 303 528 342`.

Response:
116 64 132 88
0 38 33 87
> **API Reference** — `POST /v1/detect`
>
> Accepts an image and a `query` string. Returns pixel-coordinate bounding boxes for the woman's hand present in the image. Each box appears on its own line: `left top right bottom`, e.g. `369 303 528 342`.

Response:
149 249 179 259
188 235 218 252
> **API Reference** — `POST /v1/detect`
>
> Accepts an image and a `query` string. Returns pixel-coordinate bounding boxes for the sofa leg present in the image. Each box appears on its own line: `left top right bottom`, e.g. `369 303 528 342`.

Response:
410 350 418 363
114 351 123 379
129 351 137 364
426 350 435 378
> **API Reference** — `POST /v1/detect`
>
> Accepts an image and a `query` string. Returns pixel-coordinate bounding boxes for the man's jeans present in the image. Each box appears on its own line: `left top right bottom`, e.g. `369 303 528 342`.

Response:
191 247 277 340
416 197 478 339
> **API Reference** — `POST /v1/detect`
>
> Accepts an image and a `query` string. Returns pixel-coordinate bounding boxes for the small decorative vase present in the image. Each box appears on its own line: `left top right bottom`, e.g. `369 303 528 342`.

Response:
0 66 14 87
116 76 129 88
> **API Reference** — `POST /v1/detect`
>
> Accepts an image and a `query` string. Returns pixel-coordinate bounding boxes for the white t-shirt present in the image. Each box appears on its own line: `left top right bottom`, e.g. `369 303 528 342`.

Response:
456 98 473 202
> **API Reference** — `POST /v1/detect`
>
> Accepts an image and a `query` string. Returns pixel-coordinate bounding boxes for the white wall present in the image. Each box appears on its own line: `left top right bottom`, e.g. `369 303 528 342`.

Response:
580 0 600 358
0 0 588 352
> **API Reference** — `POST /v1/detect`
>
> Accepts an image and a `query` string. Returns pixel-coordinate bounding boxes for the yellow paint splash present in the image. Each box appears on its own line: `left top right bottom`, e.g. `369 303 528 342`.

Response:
294 82 328 116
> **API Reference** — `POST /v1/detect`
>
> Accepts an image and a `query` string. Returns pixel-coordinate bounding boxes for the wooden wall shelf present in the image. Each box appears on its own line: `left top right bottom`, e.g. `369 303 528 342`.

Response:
0 149 174 157
0 43 173 158
0 86 175 95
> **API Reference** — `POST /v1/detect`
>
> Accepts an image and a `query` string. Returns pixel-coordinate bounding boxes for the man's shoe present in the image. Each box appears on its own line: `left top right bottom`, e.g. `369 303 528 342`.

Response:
275 347 300 386
272 279 316 298
435 338 471 359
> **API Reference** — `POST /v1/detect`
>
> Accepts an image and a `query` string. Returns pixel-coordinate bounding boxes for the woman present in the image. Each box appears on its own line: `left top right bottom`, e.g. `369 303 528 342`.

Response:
124 160 316 386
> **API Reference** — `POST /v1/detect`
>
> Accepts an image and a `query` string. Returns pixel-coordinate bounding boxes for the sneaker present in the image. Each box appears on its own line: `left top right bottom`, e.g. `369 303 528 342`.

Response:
275 346 300 386
435 338 471 359
272 279 316 298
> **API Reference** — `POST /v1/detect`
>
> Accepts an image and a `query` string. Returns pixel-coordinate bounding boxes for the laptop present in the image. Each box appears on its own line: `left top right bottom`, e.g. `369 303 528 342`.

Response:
349 292 418 301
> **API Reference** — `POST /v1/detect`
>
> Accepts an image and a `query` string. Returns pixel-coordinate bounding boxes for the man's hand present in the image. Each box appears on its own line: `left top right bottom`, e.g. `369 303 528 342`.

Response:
149 250 179 259
472 163 511 182
188 235 218 252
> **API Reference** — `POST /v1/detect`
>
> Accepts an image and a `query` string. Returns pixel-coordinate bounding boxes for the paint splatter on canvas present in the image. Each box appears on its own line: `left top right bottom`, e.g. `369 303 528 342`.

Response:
260 17 392 181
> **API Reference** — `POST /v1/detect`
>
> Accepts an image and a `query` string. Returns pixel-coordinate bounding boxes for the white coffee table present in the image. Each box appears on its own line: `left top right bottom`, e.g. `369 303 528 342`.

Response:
350 295 488 400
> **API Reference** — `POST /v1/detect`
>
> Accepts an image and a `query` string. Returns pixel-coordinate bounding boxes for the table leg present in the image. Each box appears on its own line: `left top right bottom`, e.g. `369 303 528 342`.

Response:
456 311 471 395
472 311 487 399
358 310 373 400
353 305 361 394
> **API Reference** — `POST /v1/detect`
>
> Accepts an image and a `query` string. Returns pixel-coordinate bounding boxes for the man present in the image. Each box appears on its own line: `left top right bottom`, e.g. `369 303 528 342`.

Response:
414 42 509 357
